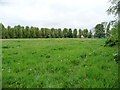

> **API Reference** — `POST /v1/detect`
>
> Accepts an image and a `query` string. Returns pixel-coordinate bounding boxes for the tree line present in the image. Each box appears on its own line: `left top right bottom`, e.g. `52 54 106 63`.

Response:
0 23 110 39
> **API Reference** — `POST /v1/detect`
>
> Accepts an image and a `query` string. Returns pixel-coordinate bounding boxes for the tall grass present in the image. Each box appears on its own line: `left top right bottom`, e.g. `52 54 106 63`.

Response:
2 38 118 88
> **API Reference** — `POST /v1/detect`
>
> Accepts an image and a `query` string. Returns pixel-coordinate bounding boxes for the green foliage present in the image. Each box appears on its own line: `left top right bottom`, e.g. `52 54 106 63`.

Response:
44 28 51 38
1 24 94 39
25 26 31 38
0 23 5 39
82 29 88 38
105 26 118 47
106 22 111 37
78 29 82 38
50 28 55 38
63 28 68 38
2 39 118 88
107 0 119 16
73 29 77 38
105 38 117 47
41 28 45 38
35 28 40 38
58 28 62 38
67 28 73 38
105 0 119 49
94 24 105 38
54 29 59 38
88 30 92 38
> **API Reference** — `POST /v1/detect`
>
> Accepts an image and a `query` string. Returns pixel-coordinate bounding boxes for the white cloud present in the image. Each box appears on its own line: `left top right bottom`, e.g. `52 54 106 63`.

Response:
0 0 114 29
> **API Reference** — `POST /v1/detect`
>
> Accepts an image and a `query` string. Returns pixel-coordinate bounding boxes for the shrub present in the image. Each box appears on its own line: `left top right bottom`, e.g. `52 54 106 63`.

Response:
105 27 118 47
105 37 118 47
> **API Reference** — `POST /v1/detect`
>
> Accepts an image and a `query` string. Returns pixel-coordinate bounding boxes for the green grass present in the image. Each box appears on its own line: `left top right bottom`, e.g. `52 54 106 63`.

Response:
2 38 118 88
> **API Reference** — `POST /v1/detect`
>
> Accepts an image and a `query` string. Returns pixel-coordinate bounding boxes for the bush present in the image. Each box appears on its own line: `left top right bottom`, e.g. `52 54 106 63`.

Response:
105 27 118 47
105 37 118 47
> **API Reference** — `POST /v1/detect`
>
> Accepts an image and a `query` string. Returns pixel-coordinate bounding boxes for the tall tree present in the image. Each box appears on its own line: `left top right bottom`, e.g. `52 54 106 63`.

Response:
63 28 68 38
73 29 77 38
78 29 82 38
0 23 5 39
106 22 111 37
22 26 27 38
14 25 20 38
94 24 105 38
7 26 12 38
68 28 73 38
54 29 59 38
82 29 88 38
25 26 30 38
35 27 40 38
8 28 15 38
45 28 50 38
50 28 55 38
30 27 36 38
41 28 45 38
58 28 62 38
88 30 92 38
18 25 23 38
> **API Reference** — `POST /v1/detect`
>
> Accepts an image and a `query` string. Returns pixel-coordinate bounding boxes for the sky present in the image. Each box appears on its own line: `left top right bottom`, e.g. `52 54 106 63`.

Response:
0 0 115 30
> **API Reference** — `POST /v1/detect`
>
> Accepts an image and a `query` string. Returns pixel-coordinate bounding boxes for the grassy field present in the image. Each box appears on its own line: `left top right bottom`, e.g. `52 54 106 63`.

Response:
2 38 118 88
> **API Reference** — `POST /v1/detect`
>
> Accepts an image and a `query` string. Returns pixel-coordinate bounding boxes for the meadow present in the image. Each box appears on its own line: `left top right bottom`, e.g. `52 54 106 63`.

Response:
2 38 118 88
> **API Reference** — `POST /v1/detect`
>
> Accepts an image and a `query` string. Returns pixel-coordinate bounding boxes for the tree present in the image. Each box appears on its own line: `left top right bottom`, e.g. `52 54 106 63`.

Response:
73 29 77 38
107 0 119 16
63 28 68 38
14 25 22 38
7 26 12 38
35 27 40 38
39 29 42 38
82 29 88 38
44 28 51 38
23 26 28 38
8 28 16 38
106 22 111 37
88 30 92 38
0 23 5 39
105 27 118 46
58 28 63 38
67 28 73 38
78 29 82 38
41 28 45 38
23 26 30 38
3 26 9 38
17 25 23 38
50 28 55 38
22 27 25 38
101 22 111 38
105 0 120 48
94 24 105 38
30 27 36 38
54 29 59 38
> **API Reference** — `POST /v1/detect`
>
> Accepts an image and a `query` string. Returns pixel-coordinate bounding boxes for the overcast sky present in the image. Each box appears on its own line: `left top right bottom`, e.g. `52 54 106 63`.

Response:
0 0 114 29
